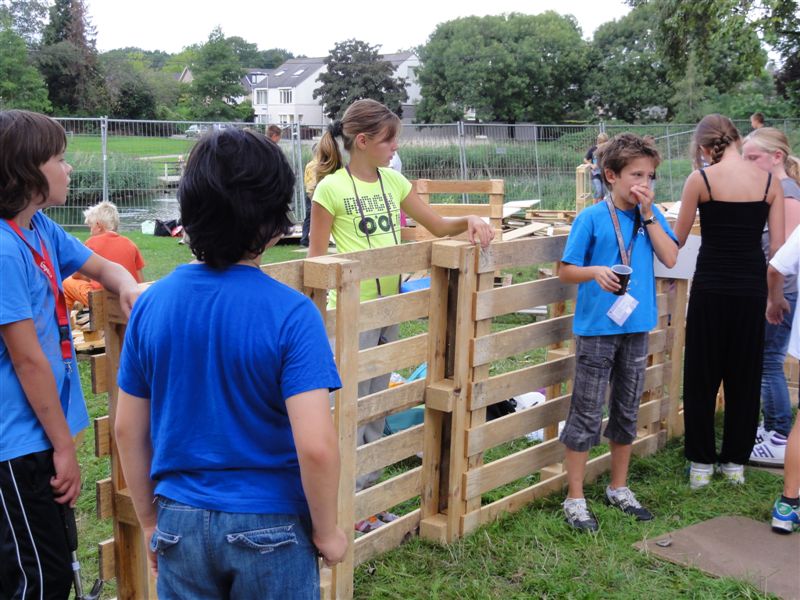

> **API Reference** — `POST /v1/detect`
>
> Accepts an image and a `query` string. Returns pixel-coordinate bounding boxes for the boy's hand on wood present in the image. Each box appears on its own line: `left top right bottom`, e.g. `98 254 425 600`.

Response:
467 215 495 248
314 526 348 567
593 266 621 293
51 445 81 507
119 282 141 317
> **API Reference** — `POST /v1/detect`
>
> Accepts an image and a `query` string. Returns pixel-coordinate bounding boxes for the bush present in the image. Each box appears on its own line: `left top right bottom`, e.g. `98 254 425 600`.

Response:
66 152 159 205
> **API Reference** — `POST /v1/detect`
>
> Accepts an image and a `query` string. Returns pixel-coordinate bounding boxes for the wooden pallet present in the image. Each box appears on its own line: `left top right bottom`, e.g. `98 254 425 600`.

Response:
72 328 105 353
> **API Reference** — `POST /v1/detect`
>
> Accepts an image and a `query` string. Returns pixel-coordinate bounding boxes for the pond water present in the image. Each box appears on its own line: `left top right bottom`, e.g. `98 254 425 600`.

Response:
50 197 181 231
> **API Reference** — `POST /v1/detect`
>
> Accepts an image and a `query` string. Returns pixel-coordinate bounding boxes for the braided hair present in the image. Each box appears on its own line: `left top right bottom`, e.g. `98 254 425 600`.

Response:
692 114 741 165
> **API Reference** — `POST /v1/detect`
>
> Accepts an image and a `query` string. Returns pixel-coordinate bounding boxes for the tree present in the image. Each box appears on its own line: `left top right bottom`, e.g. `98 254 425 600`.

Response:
37 0 108 114
259 48 293 69
313 39 408 120
585 4 671 122
0 21 51 111
628 0 768 93
189 27 245 121
669 52 716 123
416 13 589 124
0 0 48 47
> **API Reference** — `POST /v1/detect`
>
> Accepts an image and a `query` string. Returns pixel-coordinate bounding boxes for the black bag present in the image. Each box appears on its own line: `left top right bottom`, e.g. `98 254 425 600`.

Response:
487 398 517 421
154 219 180 237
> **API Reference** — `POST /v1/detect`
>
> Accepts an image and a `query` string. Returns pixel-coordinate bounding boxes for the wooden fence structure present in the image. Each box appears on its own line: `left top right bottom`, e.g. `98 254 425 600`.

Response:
88 234 688 599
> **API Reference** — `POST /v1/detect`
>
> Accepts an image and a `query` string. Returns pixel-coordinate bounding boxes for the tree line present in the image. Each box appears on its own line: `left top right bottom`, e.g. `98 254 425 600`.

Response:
1 0 797 124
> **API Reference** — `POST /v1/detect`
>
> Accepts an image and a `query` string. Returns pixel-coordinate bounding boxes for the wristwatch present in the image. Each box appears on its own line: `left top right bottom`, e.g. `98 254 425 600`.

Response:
642 216 656 226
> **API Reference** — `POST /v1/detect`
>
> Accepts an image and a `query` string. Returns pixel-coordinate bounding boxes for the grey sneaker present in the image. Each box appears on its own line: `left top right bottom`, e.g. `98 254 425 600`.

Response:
719 463 745 485
689 462 713 489
563 498 598 532
605 486 653 521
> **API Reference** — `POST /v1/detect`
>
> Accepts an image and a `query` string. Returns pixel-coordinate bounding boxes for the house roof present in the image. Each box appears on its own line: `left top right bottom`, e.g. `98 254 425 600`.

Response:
381 51 416 67
241 68 276 92
255 58 326 89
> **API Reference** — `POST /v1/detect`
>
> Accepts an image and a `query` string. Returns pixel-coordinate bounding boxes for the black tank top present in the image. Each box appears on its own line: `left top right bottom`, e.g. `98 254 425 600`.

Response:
691 169 772 297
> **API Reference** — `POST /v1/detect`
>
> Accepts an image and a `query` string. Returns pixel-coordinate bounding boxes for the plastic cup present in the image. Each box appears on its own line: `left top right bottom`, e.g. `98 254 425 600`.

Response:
611 264 632 296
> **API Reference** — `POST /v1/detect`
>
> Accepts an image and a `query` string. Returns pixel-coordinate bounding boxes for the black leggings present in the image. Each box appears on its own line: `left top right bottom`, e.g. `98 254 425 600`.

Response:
683 292 765 465
0 450 72 600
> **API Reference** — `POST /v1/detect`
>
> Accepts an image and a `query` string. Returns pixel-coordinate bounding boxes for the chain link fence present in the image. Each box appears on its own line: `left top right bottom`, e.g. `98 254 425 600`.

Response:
49 117 800 229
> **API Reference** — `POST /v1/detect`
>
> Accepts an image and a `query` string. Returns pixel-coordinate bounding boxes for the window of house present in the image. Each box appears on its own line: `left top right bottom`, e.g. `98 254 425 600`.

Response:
279 89 292 104
255 90 268 105
275 70 285 77
292 68 305 76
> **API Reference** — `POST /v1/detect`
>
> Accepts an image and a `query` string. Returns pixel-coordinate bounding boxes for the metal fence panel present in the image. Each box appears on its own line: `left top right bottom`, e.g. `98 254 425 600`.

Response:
48 117 800 229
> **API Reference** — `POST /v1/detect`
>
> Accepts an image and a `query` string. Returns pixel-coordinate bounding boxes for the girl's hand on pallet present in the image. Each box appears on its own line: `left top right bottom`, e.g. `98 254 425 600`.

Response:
467 215 495 249
314 526 348 567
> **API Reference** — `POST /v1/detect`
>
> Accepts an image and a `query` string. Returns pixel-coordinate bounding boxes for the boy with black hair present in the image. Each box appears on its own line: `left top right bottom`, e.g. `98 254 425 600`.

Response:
558 133 679 531
115 128 347 598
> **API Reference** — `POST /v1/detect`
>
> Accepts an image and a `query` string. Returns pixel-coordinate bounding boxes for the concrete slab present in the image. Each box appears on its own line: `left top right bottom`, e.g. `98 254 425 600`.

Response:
634 516 800 599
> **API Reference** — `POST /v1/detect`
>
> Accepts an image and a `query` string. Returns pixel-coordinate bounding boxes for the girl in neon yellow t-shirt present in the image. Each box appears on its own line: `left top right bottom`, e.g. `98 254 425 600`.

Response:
309 99 494 493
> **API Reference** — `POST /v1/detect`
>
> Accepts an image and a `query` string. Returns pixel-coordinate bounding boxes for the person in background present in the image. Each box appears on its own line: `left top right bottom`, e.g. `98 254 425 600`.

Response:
115 128 347 598
742 127 800 466
751 112 766 130
585 133 610 203
675 114 784 490
268 124 282 144
300 144 318 248
63 200 145 311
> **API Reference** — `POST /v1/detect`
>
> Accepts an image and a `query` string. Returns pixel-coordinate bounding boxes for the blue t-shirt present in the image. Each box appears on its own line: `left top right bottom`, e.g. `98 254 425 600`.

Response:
118 264 342 515
0 212 91 461
562 202 677 336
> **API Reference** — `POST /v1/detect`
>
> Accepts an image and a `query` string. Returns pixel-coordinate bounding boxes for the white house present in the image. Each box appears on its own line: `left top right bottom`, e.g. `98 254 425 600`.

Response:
252 51 421 127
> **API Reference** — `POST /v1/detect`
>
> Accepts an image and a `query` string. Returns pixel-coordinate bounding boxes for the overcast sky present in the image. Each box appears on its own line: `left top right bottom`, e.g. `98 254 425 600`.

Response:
87 0 632 56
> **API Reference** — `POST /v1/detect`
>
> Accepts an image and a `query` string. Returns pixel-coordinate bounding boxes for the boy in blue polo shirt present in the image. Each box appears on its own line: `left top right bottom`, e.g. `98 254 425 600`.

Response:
558 133 679 531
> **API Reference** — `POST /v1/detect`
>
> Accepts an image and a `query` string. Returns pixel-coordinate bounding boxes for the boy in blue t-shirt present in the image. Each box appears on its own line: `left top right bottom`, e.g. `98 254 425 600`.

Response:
0 110 140 597
558 133 679 531
115 128 347 597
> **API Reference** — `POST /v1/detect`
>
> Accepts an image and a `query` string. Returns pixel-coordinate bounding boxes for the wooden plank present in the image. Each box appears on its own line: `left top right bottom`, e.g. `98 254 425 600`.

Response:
467 394 571 455
416 179 503 194
336 241 434 282
460 433 663 535
353 509 421 566
431 240 471 269
649 328 667 355
331 258 361 600
114 488 139 527
354 467 422 521
502 222 551 241
472 354 574 410
91 353 108 394
357 379 425 425
303 255 341 290
428 204 491 218
261 259 304 290
326 289 431 337
95 415 111 458
426 379 456 412
96 477 113 520
668 279 689 438
463 399 662 499
477 235 568 274
101 292 129 326
471 315 574 367
356 425 424 478
474 277 577 320
87 289 104 331
357 334 427 382
98 538 116 581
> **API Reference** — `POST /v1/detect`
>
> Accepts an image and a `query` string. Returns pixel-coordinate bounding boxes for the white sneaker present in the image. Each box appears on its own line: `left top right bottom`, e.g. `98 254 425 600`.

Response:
719 463 745 485
750 432 787 466
755 424 768 445
689 462 713 489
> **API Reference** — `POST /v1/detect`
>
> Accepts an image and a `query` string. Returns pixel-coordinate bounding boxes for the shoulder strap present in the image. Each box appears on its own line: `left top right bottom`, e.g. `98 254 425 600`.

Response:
698 169 714 201
763 172 772 202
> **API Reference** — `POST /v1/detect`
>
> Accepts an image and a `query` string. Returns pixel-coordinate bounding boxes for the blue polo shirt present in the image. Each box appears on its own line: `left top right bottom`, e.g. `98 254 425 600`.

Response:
0 212 91 461
562 202 676 336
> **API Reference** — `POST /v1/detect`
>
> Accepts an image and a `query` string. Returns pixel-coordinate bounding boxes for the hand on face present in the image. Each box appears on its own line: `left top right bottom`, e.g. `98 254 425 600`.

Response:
630 182 654 217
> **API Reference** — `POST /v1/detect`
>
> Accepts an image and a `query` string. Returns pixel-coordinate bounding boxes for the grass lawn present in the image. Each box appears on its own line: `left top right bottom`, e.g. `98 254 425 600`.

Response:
69 232 785 599
67 135 197 158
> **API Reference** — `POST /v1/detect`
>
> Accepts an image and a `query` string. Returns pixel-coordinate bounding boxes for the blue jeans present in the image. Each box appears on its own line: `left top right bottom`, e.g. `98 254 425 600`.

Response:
151 497 319 600
761 292 797 436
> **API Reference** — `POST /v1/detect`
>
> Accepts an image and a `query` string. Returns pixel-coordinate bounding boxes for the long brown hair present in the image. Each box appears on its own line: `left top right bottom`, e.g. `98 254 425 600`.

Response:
315 99 401 182
691 114 741 165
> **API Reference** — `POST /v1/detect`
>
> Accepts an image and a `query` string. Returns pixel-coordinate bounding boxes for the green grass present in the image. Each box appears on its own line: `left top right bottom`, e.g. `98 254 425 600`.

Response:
68 233 784 599
67 135 197 158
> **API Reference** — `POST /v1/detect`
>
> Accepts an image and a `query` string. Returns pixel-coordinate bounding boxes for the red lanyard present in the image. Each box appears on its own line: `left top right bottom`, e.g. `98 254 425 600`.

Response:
4 219 73 363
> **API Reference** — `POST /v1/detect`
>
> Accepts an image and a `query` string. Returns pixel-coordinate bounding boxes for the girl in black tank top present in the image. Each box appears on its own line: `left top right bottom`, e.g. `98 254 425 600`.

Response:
673 114 786 488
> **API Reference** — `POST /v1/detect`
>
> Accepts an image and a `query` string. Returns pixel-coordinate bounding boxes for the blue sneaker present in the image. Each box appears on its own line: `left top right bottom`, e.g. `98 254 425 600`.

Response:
771 497 800 534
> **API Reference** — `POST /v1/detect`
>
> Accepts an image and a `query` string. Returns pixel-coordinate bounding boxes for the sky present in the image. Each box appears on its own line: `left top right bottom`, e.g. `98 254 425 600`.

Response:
87 0 632 57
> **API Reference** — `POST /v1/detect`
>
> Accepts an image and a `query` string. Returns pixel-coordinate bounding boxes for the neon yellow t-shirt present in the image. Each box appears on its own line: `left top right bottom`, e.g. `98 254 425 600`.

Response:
313 167 412 302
